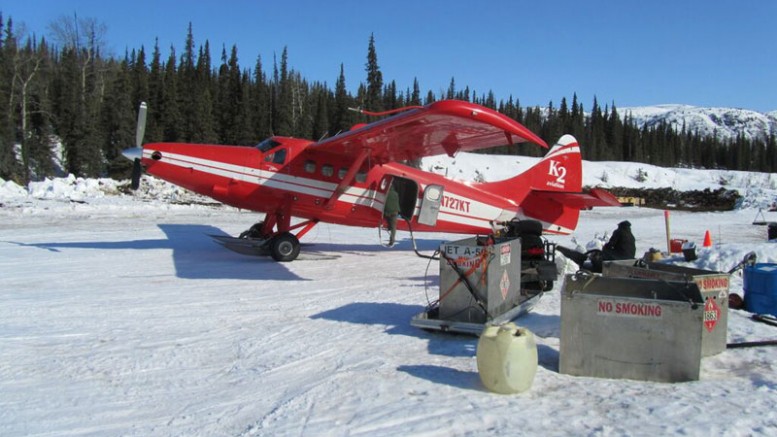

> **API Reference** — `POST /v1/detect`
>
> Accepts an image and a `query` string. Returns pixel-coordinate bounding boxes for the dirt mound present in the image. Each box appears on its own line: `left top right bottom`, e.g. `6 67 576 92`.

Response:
602 187 741 211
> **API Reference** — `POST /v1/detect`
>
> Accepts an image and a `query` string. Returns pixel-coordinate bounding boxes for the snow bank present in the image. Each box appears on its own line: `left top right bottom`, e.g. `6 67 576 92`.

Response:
0 178 27 199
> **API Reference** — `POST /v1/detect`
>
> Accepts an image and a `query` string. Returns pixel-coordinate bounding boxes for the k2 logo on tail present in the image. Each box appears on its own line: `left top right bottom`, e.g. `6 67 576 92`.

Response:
547 160 566 189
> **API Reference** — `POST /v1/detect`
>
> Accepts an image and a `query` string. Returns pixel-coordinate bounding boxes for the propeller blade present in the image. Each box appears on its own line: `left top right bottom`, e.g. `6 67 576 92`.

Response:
126 102 148 190
131 158 142 190
136 102 147 148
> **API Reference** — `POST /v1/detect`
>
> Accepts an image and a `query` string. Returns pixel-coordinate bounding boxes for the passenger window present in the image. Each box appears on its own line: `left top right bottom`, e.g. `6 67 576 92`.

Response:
304 160 316 173
322 164 334 177
338 168 348 180
355 171 367 183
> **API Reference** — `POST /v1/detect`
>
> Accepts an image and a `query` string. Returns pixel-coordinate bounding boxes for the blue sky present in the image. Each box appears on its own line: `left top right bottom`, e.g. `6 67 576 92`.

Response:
2 0 775 112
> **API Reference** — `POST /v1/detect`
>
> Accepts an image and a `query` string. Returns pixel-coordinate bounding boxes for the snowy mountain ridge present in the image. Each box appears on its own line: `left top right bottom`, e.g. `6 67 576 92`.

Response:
619 104 777 142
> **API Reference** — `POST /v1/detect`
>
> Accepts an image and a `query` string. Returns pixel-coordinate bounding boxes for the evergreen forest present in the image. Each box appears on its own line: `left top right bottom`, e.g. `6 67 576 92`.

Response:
2 14 776 185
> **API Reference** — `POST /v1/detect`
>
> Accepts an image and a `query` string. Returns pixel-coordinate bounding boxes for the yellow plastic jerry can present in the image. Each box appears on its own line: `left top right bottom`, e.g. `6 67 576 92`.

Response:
476 323 538 394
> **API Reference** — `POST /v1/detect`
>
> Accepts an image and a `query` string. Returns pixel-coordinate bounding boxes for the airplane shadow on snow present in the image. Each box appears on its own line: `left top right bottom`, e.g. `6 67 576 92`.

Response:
14 224 307 281
311 301 481 391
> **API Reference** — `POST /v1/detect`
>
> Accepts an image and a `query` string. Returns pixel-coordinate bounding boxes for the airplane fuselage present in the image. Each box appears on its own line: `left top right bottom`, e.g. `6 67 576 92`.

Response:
140 136 519 235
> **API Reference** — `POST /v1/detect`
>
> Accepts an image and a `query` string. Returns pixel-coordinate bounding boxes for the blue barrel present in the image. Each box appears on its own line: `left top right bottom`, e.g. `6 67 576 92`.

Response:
743 263 777 317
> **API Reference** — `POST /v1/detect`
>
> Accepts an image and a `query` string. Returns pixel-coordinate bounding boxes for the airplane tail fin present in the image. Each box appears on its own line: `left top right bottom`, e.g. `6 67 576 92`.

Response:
481 135 619 234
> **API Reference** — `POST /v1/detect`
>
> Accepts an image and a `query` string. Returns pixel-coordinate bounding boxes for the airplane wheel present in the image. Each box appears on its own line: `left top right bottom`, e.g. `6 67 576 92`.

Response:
270 232 300 262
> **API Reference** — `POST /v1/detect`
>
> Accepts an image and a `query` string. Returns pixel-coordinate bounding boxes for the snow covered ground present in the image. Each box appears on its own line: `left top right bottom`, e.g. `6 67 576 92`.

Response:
2 158 777 436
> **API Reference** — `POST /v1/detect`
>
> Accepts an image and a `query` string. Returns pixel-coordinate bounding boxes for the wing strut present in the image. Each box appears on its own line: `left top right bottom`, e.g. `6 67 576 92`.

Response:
324 148 371 209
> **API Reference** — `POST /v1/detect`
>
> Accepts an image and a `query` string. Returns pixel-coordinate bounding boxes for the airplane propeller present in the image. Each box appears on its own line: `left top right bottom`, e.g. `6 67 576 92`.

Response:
122 102 147 190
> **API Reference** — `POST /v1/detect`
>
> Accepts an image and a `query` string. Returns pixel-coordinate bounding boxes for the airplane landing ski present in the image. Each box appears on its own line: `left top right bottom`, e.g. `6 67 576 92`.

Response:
210 234 271 257
210 235 340 261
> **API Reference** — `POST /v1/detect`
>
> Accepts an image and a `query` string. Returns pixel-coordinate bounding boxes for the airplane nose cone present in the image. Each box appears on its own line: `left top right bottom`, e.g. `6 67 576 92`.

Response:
122 147 142 161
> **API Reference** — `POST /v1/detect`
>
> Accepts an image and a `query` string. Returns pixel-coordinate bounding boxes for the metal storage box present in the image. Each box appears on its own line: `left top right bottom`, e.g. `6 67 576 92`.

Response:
438 237 522 324
560 273 706 383
602 260 729 356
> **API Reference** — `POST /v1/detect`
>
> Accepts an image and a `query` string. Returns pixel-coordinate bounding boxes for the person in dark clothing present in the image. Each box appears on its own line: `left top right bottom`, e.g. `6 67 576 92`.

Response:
602 220 636 260
556 220 636 272
383 185 400 246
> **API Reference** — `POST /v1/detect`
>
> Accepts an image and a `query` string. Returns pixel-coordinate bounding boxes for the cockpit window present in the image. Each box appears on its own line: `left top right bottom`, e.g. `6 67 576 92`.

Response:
273 149 286 164
256 138 281 153
264 148 287 164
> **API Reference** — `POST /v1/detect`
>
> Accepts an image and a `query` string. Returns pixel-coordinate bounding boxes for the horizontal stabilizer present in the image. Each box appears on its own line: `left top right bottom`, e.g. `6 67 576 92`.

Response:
527 188 621 209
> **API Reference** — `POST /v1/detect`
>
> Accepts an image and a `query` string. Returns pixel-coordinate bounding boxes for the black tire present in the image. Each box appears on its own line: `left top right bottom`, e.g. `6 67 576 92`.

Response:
506 219 543 237
586 249 603 273
270 232 300 262
239 222 265 239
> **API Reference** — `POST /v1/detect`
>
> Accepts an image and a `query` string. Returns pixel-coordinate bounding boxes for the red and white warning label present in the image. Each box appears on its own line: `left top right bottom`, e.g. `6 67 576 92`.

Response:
499 270 510 300
597 299 663 319
500 244 511 266
703 298 721 332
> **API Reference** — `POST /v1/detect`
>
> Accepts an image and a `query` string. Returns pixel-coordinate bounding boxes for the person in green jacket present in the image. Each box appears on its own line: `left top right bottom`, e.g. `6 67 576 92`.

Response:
384 185 400 246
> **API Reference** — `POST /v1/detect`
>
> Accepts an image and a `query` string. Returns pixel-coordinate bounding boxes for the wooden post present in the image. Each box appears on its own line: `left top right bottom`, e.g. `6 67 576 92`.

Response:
664 210 671 254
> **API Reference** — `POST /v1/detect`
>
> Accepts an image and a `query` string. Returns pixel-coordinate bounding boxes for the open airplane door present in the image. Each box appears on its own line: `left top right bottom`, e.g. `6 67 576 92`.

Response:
418 184 444 226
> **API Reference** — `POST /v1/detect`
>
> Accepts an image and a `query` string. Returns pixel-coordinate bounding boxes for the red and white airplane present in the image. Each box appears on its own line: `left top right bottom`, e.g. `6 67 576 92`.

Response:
123 100 619 261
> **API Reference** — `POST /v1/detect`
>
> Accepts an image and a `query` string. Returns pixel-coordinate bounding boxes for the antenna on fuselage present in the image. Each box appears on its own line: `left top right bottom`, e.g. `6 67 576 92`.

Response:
348 105 424 117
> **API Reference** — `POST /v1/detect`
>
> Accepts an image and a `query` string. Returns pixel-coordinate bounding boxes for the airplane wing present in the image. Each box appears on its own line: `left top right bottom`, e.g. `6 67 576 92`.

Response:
310 100 548 163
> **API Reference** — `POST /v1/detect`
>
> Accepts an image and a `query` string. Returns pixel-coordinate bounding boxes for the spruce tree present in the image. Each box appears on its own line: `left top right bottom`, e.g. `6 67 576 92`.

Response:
274 47 293 136
192 41 217 143
236 70 255 145
331 63 352 135
145 40 163 143
160 46 181 142
215 45 229 141
587 97 607 160
605 103 624 161
410 78 421 106
570 93 586 143
179 23 197 141
446 77 455 100
383 80 398 110
130 46 149 109
250 54 271 140
364 33 383 112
